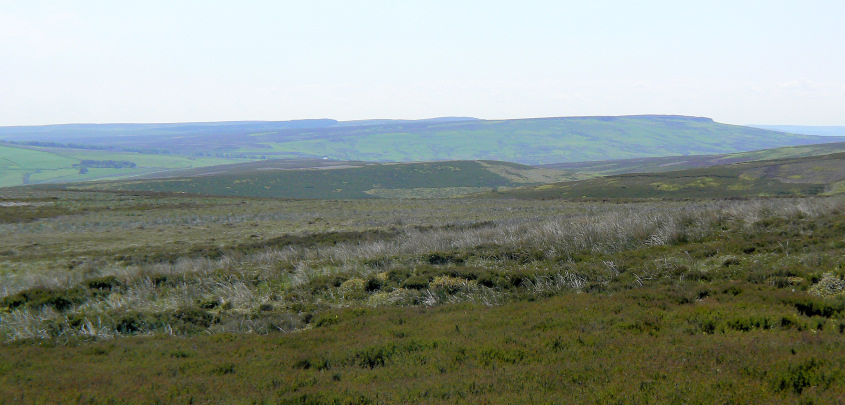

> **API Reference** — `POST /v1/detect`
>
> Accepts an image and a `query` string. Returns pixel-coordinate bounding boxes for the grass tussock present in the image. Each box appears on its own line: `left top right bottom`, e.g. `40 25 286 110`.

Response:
1 193 843 342
1 190 844 402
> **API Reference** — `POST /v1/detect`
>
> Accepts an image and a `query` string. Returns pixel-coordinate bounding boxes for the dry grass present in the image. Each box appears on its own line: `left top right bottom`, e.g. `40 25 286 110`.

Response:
3 192 843 341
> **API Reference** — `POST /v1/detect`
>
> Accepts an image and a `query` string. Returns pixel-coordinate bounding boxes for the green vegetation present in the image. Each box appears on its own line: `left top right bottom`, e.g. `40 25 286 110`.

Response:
268 115 839 164
720 141 845 162
3 134 845 402
73 160 137 169
63 160 582 199
0 143 252 188
4 117 842 193
67 148 845 200
1 187 844 402
502 152 845 199
543 141 845 176
2 116 840 165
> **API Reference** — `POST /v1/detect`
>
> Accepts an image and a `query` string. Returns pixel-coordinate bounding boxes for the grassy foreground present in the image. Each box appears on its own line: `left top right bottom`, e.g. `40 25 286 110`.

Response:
2 286 844 403
1 190 844 403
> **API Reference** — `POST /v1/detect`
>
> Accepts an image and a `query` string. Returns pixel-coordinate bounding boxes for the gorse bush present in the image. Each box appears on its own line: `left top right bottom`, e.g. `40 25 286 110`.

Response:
808 272 845 297
430 276 478 294
339 278 367 299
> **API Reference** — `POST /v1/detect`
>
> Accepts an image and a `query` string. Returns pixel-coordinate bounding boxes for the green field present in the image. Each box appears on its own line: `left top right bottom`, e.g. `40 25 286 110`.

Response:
0 189 844 402
0 143 251 188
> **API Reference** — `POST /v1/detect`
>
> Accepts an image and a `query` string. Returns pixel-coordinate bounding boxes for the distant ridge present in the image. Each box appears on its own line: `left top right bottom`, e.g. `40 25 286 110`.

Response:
0 119 341 139
748 125 845 137
541 141 845 175
338 117 479 127
1 115 842 165
0 117 482 132
496 151 845 199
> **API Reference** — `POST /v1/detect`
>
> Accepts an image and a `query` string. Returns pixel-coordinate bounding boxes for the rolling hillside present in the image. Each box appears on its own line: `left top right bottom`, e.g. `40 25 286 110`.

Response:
750 125 845 137
0 142 251 188
498 152 845 199
3 115 840 165
62 160 578 199
542 141 845 176
46 141 845 199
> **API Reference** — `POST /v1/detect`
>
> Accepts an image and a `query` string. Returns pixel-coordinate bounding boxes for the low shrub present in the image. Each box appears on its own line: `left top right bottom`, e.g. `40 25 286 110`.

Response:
427 252 464 265
293 357 329 371
303 275 347 293
339 278 366 299
1 287 86 311
367 289 419 307
212 363 236 375
197 297 221 309
348 341 425 369
725 316 774 332
364 277 383 292
792 296 845 319
386 269 411 283
400 275 430 290
314 314 340 328
430 276 477 294
490 249 545 264
773 358 838 394
808 272 845 297
85 276 121 290
114 306 219 334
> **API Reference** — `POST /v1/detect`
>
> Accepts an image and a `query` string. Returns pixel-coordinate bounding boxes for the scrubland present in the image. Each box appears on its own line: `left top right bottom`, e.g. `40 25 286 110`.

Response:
1 189 844 403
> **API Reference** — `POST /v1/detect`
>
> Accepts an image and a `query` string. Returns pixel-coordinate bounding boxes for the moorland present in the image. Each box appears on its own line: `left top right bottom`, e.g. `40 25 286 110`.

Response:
1 116 844 403
2 116 841 179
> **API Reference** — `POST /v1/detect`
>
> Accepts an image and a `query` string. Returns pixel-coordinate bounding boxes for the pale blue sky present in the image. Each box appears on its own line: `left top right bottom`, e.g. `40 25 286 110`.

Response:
1 1 844 126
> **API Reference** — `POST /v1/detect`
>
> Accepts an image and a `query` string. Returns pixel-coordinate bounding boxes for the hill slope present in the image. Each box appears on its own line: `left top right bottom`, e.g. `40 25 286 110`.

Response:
750 125 845 137
0 143 250 188
498 152 845 199
542 141 845 176
51 141 845 199
65 160 578 199
3 116 840 165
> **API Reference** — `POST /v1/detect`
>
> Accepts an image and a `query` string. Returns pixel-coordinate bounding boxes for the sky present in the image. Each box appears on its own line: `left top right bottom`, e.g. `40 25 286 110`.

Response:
1 1 844 126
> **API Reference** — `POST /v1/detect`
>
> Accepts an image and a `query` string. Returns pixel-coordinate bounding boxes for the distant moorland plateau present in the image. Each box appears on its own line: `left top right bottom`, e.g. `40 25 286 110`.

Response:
1 115 842 190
